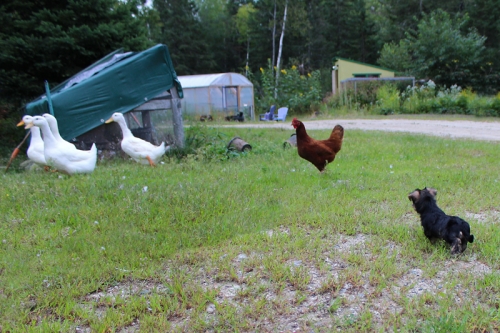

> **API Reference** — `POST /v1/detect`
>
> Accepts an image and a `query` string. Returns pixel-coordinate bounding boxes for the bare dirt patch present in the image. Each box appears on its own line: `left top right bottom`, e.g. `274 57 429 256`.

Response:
80 227 498 332
465 210 500 224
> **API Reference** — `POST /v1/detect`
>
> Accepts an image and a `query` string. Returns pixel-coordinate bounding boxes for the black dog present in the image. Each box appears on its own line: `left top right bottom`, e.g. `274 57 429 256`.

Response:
408 187 474 254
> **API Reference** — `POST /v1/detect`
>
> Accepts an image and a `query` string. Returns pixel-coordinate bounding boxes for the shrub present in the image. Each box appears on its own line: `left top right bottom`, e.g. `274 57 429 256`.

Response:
374 84 400 115
490 93 500 116
326 78 500 117
249 60 322 115
0 102 26 159
168 124 243 162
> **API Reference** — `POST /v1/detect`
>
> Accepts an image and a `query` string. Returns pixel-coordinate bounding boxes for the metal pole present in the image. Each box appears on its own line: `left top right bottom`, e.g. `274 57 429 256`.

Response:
44 80 54 115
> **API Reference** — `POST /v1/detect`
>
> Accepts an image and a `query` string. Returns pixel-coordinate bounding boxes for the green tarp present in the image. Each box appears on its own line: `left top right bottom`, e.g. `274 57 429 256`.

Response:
25 44 183 140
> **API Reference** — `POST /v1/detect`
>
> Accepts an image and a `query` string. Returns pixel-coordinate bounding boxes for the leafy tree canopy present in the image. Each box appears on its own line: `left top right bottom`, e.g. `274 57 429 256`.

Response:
379 9 488 90
0 0 152 104
152 0 216 75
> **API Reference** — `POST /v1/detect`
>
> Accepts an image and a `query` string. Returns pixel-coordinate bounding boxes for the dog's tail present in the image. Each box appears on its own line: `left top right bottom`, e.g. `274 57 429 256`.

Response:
468 234 474 243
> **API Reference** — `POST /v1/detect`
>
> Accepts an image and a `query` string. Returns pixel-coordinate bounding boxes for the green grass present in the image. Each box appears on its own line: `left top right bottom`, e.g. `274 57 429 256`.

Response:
1 126 499 332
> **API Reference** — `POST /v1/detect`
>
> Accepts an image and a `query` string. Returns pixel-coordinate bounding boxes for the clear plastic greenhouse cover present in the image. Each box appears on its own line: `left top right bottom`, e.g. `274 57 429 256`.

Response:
178 73 254 120
178 73 253 89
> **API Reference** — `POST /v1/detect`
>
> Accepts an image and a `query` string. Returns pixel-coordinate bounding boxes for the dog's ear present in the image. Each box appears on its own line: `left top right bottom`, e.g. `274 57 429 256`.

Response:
408 189 420 202
426 188 437 198
459 230 475 244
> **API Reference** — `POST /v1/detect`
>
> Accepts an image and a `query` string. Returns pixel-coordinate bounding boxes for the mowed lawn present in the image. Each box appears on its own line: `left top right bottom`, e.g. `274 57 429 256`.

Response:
1 125 499 332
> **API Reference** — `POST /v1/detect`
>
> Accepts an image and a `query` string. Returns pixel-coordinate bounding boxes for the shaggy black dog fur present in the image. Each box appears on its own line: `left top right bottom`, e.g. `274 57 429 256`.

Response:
408 187 474 254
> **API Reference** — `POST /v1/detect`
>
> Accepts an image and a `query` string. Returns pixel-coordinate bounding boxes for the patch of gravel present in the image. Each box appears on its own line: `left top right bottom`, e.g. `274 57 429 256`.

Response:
465 210 500 224
220 118 500 142
78 229 497 332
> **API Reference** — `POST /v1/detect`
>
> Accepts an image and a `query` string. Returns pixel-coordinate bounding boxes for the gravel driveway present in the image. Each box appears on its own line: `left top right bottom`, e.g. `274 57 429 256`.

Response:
222 118 500 141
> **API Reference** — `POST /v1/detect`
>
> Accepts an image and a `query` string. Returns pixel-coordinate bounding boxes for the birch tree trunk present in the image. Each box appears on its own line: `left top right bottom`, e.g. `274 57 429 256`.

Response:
274 0 288 99
272 0 277 76
245 38 250 77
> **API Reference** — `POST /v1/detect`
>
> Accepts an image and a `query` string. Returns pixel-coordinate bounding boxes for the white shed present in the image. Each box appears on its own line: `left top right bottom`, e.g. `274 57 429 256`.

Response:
178 73 255 120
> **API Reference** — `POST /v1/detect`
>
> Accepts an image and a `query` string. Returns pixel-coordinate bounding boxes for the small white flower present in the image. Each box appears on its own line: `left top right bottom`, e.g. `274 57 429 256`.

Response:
122 176 126 179
142 186 148 193
94 221 99 225
390 165 393 169
100 247 106 251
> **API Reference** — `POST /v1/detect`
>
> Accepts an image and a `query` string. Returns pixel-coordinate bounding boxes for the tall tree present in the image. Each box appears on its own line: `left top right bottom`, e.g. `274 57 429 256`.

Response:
305 0 379 67
379 9 487 90
0 0 152 103
368 0 471 44
467 0 500 73
234 3 257 76
274 0 288 98
195 0 242 73
152 0 216 74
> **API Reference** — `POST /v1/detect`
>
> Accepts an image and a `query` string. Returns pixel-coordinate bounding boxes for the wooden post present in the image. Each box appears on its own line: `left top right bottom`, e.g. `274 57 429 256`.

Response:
142 111 151 128
170 86 185 148
332 69 337 95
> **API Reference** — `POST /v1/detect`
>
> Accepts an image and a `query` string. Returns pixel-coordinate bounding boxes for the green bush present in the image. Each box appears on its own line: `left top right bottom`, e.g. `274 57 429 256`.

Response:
490 93 500 116
249 60 323 115
374 84 400 115
0 102 26 160
168 124 243 162
326 79 500 118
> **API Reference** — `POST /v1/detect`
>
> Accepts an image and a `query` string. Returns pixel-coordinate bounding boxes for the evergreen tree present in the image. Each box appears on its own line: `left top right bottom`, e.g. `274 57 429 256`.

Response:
369 0 470 44
152 0 216 74
0 0 152 103
306 0 379 67
467 0 500 74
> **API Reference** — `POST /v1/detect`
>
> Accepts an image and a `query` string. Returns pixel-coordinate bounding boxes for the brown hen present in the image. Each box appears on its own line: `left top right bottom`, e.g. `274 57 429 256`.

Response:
291 118 344 172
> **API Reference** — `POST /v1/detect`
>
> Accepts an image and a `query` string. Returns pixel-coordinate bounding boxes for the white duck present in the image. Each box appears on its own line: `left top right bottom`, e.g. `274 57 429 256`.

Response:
17 115 48 168
105 112 170 166
42 113 77 151
27 116 97 175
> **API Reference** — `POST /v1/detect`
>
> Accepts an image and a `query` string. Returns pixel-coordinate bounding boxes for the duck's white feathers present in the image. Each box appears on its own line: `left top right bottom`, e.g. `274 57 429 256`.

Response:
122 138 167 165
106 112 169 165
42 113 77 151
30 116 97 175
20 115 47 166
27 126 47 166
